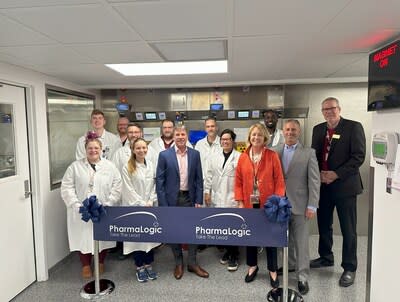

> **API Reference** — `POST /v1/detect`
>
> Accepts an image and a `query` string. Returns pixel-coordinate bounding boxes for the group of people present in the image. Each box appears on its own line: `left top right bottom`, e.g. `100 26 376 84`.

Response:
60 96 366 296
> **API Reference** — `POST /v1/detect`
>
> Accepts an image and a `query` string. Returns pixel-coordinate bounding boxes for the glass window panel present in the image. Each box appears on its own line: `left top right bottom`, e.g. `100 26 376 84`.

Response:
0 104 16 179
47 87 94 189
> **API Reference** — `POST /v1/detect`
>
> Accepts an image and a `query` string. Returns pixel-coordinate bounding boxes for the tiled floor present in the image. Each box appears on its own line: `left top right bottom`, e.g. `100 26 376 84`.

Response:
12 235 368 302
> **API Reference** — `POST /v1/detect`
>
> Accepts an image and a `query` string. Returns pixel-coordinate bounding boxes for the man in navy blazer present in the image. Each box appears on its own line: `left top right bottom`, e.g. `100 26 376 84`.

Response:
156 125 209 279
310 97 366 288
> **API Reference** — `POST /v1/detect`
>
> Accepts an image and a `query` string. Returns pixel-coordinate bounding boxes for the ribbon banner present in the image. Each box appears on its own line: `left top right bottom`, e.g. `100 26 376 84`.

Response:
93 207 287 247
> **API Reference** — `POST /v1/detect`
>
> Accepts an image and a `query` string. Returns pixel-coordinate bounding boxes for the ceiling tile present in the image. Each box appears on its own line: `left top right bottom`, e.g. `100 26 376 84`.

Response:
328 56 369 78
113 0 228 40
0 15 55 46
0 45 94 65
0 1 100 8
233 0 349 36
70 42 163 63
152 40 226 61
1 4 141 43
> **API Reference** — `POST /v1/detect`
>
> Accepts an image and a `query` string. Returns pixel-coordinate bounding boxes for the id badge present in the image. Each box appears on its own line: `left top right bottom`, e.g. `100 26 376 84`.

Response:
250 194 260 205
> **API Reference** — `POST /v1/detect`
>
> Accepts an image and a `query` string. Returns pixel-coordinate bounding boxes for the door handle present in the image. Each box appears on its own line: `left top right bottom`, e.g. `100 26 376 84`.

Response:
24 179 32 198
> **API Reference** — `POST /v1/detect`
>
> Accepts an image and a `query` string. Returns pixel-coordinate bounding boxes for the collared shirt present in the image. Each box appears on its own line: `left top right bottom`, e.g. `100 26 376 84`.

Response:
175 145 188 191
282 143 298 173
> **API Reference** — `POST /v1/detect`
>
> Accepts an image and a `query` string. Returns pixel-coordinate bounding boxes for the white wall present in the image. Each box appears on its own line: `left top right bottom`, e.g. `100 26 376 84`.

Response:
0 62 99 281
369 109 400 301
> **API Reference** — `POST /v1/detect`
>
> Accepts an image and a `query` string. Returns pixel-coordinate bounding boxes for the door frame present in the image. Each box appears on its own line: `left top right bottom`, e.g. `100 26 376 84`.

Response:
0 79 48 281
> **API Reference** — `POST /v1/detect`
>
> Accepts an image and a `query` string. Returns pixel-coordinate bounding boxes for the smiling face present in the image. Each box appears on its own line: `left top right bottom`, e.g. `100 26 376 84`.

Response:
249 126 266 148
117 117 129 135
174 127 188 149
85 140 102 163
283 121 301 146
321 98 341 127
161 120 174 139
90 114 106 131
127 125 142 143
132 139 148 162
220 133 234 153
205 119 218 138
263 111 278 130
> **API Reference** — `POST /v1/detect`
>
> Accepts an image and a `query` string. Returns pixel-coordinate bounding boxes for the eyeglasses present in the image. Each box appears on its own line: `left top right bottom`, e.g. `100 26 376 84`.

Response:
321 106 338 112
221 138 232 142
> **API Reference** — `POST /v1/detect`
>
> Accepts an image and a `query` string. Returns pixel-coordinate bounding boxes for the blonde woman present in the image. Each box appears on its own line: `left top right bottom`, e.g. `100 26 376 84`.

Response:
121 138 160 282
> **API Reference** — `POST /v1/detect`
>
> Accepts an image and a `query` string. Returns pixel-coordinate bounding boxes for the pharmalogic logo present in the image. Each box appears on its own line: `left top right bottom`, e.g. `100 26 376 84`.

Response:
109 211 162 239
195 213 251 241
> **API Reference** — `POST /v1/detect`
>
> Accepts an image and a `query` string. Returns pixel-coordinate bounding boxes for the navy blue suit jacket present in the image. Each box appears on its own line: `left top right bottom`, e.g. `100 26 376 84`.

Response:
156 146 203 207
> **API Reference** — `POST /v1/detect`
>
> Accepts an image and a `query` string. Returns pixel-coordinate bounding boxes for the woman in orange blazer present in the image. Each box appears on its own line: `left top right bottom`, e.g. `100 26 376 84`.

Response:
235 123 285 288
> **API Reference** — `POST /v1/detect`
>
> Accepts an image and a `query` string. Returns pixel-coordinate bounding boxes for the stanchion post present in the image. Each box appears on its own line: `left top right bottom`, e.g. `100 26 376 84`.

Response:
93 240 100 294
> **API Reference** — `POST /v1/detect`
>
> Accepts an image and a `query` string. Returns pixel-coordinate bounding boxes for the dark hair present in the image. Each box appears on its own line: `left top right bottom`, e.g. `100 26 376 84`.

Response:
262 109 278 117
84 131 102 148
220 128 236 141
127 122 142 131
205 116 217 123
161 119 175 127
91 109 105 118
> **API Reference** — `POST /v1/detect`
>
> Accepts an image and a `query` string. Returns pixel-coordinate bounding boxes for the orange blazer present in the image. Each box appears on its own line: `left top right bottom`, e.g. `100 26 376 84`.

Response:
235 147 285 209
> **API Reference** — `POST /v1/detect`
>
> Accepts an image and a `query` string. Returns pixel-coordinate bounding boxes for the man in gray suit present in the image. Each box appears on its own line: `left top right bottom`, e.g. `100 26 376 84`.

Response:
276 119 320 295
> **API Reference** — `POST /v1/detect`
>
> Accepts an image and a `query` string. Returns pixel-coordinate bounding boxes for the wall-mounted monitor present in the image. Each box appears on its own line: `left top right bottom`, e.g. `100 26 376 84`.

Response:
237 110 250 118
115 103 130 112
368 40 400 111
145 112 157 120
210 103 224 111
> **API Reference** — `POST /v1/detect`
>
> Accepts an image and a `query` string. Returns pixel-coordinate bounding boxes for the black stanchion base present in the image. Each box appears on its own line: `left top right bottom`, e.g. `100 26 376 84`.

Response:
80 279 115 300
267 288 304 302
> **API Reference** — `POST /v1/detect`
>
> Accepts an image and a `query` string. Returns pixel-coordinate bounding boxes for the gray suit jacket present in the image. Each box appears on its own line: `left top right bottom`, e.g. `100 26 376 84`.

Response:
276 143 320 215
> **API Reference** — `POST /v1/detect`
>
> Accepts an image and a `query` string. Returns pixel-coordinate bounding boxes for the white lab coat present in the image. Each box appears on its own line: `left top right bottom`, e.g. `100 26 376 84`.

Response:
269 128 284 148
111 144 131 173
121 160 160 254
61 158 122 253
76 129 120 160
195 136 222 179
147 137 192 166
204 149 241 208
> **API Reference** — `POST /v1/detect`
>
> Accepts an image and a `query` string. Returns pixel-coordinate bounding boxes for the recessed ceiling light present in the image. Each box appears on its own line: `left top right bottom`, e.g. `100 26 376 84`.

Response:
105 60 227 76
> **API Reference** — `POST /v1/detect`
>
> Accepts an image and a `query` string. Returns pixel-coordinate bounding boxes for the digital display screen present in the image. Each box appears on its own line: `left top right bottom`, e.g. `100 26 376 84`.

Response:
237 110 250 118
373 142 387 158
368 40 400 111
145 112 157 120
116 103 129 112
210 103 224 111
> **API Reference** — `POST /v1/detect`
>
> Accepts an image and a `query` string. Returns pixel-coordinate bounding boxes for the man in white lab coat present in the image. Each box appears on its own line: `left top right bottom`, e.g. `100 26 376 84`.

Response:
147 119 192 166
112 123 143 173
263 109 284 148
75 109 120 160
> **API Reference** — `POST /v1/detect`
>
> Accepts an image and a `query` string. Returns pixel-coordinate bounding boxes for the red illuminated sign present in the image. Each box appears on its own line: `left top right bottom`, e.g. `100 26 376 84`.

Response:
373 42 399 69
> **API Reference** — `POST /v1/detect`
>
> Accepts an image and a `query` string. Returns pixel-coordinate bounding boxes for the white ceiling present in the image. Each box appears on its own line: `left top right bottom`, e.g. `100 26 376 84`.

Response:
0 0 399 88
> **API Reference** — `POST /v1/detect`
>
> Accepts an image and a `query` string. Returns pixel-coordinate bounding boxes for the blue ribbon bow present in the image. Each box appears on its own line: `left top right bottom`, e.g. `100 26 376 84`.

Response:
79 195 107 223
264 195 292 224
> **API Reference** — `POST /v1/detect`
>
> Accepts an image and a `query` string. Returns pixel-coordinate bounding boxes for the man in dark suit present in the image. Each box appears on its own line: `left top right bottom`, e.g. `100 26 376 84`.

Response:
310 97 366 287
156 125 209 280
276 120 320 295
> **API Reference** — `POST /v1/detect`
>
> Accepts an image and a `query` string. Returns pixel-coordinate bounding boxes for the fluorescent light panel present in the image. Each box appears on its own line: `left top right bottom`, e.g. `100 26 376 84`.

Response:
105 60 227 76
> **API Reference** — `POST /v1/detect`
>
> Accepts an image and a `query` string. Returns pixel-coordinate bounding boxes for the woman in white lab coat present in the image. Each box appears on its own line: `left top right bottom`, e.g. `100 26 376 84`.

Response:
61 132 122 279
204 129 241 271
121 138 160 282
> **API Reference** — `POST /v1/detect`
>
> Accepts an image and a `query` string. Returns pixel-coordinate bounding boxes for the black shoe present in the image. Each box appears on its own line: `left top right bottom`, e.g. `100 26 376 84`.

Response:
269 272 280 288
220 252 230 265
310 257 334 268
277 267 295 275
244 266 259 283
298 280 309 295
339 271 356 287
227 257 238 271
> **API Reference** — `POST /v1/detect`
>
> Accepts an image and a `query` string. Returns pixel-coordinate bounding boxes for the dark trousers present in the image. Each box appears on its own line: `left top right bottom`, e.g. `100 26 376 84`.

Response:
79 250 107 266
170 191 198 266
246 246 278 272
226 245 239 259
133 250 154 267
317 189 357 271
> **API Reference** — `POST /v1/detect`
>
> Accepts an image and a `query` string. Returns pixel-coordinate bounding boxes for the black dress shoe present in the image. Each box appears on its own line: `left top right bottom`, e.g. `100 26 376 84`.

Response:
339 270 356 287
244 266 259 283
269 272 280 288
310 257 334 268
277 267 295 275
298 280 309 295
